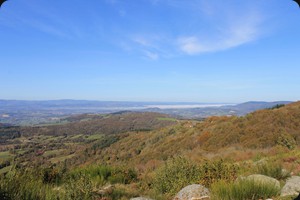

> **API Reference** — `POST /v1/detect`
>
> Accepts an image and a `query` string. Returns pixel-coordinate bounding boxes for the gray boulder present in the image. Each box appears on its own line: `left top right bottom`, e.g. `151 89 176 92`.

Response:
173 184 210 200
281 176 300 196
130 197 155 200
245 174 280 189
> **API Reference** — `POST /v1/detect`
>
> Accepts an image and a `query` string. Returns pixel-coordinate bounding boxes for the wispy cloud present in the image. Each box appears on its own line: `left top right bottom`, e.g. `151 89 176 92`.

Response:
124 1 267 58
5 0 268 58
143 50 159 60
0 0 91 40
177 2 265 54
129 35 170 60
178 14 263 54
22 18 71 38
133 36 154 47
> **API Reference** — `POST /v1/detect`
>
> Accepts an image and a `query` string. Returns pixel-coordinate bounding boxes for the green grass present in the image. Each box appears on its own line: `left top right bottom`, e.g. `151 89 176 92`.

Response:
63 142 79 146
157 117 177 122
43 149 63 157
254 161 290 180
0 151 13 162
44 135 65 142
50 154 75 163
70 164 137 186
0 165 12 174
86 134 104 140
36 120 69 127
153 157 201 196
16 149 26 155
0 168 62 200
0 151 12 158
70 134 83 139
211 179 280 200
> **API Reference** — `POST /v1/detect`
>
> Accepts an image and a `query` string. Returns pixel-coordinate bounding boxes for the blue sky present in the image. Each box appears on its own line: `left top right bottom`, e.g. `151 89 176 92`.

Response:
0 0 299 103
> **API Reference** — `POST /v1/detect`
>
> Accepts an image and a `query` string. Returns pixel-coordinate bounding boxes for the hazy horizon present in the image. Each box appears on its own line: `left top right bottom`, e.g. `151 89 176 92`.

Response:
0 98 294 105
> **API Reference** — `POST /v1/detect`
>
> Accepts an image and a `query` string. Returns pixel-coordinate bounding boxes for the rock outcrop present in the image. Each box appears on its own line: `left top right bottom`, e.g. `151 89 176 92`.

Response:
281 176 300 197
173 184 210 200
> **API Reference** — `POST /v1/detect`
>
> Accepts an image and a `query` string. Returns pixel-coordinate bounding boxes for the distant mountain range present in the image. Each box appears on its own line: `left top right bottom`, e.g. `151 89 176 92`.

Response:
0 99 292 125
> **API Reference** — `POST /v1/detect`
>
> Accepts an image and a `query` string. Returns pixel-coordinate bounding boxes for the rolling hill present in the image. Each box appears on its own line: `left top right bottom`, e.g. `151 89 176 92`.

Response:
87 101 300 166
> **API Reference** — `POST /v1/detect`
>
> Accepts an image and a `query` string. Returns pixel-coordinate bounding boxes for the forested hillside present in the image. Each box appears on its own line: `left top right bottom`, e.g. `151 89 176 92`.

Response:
91 102 300 166
0 112 177 169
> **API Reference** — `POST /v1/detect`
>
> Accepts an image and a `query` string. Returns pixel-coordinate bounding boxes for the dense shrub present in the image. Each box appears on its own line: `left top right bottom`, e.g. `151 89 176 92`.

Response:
42 167 64 184
153 158 239 196
92 135 120 150
0 165 137 200
62 173 94 200
71 164 137 185
276 133 296 150
153 157 201 195
0 169 60 200
198 159 238 187
108 167 137 184
269 104 285 110
73 165 112 181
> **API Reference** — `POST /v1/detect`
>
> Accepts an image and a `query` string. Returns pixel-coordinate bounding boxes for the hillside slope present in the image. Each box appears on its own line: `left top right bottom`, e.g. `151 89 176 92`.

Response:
0 112 177 164
93 102 300 166
9 112 177 137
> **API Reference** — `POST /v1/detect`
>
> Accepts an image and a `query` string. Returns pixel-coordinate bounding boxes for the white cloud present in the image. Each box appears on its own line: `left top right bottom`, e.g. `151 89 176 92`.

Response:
178 10 264 54
144 51 159 60
133 36 153 47
178 37 206 55
130 35 167 60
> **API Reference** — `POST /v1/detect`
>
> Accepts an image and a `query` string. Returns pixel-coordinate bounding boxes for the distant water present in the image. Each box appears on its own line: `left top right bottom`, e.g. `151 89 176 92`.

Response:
144 103 235 109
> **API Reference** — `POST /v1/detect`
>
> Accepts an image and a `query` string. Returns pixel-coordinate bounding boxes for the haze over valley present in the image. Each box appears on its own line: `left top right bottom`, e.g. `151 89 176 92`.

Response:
0 99 291 125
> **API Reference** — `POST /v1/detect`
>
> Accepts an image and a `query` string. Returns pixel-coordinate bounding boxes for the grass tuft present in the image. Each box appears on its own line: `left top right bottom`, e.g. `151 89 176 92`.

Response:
255 161 290 180
211 178 280 200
